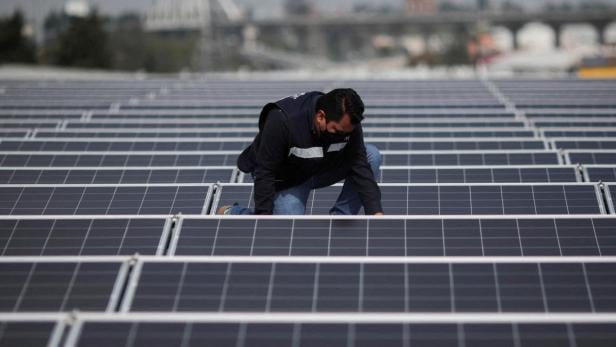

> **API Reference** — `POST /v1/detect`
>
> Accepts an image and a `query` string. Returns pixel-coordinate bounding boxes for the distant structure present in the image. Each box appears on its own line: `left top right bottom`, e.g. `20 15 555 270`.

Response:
145 0 244 71
405 0 437 15
145 0 243 32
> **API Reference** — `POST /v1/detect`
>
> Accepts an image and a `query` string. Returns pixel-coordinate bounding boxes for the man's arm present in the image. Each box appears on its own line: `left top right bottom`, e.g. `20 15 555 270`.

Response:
253 109 289 215
346 125 383 214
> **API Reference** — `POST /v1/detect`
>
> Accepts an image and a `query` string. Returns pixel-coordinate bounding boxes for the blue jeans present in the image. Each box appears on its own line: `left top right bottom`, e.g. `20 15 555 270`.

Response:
230 144 382 215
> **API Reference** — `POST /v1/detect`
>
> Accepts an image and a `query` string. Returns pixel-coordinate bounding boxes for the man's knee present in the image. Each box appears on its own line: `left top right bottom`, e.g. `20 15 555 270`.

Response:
365 144 382 179
273 190 307 215
366 144 382 167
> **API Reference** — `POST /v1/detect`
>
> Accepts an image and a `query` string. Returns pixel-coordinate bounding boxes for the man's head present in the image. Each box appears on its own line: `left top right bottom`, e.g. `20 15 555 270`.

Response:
314 88 364 139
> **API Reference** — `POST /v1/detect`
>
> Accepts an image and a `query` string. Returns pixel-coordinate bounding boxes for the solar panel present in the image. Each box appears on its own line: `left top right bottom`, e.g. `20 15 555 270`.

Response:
0 184 212 215
0 259 126 312
240 166 579 184
0 321 61 347
380 151 561 166
0 151 560 168
170 217 616 256
86 107 513 119
213 183 605 215
124 259 616 313
35 130 260 138
528 110 616 118
544 130 616 138
0 109 83 119
604 185 616 214
70 321 616 347
4 77 616 345
566 151 616 165
33 129 536 139
0 217 169 255
584 166 616 182
495 80 616 108
69 119 528 128
0 140 252 151
0 139 547 151
0 152 240 167
534 120 616 127
0 167 236 184
553 139 616 150
0 130 28 138
370 139 546 151
374 167 577 183
0 120 62 127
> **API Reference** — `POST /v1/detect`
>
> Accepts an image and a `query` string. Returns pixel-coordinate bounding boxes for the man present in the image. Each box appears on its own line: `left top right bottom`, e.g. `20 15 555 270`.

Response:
218 88 383 215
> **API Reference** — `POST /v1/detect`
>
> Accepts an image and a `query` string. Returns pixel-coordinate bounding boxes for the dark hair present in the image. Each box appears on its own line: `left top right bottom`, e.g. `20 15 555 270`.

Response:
316 88 364 125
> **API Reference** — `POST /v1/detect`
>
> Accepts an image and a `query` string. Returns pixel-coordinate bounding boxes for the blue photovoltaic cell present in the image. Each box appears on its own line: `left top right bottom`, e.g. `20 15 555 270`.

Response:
68 121 527 128
0 322 57 347
88 113 515 121
0 131 27 138
0 113 80 120
241 167 578 184
380 152 559 166
0 185 210 215
608 184 616 213
544 130 616 137
586 167 616 182
0 261 122 312
378 167 577 183
35 131 259 138
0 121 62 127
128 261 616 313
214 184 602 215
73 322 616 347
0 218 166 255
34 130 536 139
554 140 616 150
0 168 234 184
172 218 616 256
0 152 559 167
0 140 545 152
528 111 616 118
568 152 616 164
0 153 240 167
0 140 251 151
371 141 545 151
535 121 616 127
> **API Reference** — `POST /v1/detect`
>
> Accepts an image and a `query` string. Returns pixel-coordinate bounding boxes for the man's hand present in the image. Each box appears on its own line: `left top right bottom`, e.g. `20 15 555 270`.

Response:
374 212 384 216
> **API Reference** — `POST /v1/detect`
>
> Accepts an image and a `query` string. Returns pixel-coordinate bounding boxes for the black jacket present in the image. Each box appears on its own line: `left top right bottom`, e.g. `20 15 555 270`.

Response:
237 91 382 215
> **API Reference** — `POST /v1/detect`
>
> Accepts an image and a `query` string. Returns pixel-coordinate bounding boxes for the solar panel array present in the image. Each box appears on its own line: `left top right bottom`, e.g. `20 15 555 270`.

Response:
1 78 616 346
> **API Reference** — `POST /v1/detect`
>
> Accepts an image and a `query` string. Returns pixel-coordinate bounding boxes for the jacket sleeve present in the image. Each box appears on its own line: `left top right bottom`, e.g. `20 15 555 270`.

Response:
346 125 383 214
253 109 289 214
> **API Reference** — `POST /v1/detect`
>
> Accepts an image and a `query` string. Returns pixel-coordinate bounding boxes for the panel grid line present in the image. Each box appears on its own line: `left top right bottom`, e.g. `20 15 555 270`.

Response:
581 263 596 313
38 219 58 256
218 263 232 312
59 262 81 312
589 219 603 256
11 263 37 312
265 263 276 313
536 264 549 312
1 220 19 256
311 264 320 313
171 263 188 312
492 263 502 313
565 323 577 347
448 263 455 313
552 219 564 256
